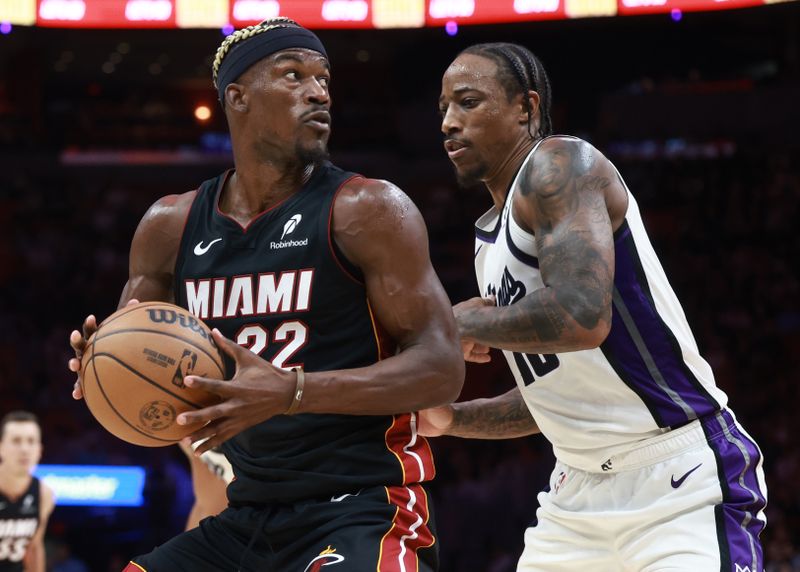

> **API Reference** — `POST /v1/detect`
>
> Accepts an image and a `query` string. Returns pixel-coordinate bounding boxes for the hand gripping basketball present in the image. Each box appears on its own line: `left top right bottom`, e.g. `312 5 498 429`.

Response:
68 299 140 400
177 329 297 456
75 301 226 447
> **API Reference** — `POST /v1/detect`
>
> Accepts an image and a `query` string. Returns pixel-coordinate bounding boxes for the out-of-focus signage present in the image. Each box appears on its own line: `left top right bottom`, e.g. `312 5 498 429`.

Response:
229 0 373 29
0 0 37 25
426 0 566 24
34 465 146 507
36 0 177 28
617 0 763 14
175 0 227 27
13 0 790 29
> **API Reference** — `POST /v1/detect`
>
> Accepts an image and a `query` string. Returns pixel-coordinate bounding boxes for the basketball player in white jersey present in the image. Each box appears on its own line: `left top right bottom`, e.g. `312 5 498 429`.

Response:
422 43 768 572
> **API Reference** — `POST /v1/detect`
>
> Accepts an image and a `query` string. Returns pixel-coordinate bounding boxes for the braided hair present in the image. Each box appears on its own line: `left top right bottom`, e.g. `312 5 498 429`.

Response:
212 16 301 91
461 43 553 139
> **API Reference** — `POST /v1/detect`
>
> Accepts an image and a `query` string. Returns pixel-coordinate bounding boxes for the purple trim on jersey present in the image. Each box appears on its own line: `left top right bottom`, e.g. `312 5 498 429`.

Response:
600 221 720 428
475 218 501 243
504 220 539 268
701 410 767 572
613 221 632 241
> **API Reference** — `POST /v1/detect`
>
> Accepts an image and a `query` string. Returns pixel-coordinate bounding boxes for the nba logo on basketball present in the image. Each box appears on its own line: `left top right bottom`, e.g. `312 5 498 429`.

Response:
303 546 344 571
171 349 198 388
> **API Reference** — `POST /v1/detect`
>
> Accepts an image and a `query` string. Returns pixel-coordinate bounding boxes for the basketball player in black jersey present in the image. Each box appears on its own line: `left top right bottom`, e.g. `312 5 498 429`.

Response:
0 411 54 572
68 18 463 572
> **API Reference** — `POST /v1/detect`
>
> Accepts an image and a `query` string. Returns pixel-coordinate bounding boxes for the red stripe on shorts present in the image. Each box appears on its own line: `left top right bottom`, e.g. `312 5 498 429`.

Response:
384 413 436 484
377 484 435 572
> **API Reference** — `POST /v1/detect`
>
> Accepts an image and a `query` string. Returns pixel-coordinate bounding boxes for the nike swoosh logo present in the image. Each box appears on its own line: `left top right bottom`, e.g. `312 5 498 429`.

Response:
671 462 702 488
330 489 362 502
194 238 222 256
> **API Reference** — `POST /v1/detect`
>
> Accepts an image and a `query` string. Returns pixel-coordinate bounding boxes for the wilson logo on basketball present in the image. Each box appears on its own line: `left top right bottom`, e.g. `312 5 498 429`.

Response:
146 309 211 340
139 401 177 431
303 546 344 571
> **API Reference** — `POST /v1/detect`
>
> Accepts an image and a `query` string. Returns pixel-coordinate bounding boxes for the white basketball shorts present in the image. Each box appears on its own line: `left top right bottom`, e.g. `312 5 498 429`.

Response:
518 409 767 572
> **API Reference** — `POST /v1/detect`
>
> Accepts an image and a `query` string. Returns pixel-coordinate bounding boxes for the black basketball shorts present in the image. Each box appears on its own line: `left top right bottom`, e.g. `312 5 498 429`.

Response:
124 484 437 572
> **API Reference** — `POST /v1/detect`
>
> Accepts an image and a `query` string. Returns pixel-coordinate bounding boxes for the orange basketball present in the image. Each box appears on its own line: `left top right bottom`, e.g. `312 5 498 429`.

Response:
80 302 226 447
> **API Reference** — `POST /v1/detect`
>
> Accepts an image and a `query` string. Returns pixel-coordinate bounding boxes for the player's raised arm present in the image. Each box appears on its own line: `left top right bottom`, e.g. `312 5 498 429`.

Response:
456 137 618 354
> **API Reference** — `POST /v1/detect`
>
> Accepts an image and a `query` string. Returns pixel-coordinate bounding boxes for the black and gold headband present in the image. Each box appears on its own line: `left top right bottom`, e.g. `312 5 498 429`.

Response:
213 22 328 103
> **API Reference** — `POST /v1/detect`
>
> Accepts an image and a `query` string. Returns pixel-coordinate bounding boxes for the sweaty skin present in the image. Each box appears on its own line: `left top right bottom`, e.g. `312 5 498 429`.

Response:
69 48 464 456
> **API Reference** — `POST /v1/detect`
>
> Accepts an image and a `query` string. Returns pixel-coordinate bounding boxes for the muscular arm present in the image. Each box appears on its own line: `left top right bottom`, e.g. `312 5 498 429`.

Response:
298 179 465 413
118 191 195 307
458 137 618 353
176 180 464 451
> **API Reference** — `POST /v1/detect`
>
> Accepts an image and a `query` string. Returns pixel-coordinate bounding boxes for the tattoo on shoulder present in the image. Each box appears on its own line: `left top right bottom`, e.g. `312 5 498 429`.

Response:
521 139 594 194
461 139 614 352
521 139 613 334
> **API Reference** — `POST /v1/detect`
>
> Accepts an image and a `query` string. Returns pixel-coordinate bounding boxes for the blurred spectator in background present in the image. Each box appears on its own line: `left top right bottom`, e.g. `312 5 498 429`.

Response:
0 411 55 572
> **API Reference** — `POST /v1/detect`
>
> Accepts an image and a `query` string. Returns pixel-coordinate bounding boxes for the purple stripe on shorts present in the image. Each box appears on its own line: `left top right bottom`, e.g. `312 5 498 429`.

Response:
702 411 767 572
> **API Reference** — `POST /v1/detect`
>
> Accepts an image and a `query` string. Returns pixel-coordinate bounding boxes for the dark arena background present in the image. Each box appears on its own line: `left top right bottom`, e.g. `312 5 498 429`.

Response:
1 0 799 570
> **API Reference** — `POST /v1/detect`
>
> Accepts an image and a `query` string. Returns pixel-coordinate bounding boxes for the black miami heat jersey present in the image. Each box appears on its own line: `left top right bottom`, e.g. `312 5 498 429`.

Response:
0 478 40 571
174 162 434 505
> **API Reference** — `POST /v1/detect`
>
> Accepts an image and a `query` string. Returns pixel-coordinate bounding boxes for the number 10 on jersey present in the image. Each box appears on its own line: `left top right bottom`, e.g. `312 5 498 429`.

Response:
513 352 560 386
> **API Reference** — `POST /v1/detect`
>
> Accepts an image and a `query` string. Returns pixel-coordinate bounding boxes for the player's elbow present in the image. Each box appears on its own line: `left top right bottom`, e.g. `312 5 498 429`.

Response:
428 346 465 405
557 287 612 350
582 320 611 349
566 305 611 350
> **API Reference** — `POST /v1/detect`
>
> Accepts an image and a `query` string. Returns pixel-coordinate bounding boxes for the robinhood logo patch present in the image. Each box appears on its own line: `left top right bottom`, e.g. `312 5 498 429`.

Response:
281 214 302 239
271 214 308 249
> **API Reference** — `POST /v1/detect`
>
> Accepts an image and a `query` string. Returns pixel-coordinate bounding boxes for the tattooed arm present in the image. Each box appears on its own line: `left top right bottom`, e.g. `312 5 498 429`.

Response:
457 137 620 354
418 387 539 439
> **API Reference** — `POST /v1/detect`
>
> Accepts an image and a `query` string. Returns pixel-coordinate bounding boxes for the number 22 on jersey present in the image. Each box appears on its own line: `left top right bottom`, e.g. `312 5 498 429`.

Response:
237 320 307 369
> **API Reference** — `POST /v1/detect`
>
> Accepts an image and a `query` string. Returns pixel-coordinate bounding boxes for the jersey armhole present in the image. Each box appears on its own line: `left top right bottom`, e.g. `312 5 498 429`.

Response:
172 188 202 301
326 174 365 284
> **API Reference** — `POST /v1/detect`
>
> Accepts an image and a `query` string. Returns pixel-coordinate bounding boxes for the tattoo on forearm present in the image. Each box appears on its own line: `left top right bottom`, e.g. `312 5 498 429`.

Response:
449 388 538 439
460 139 613 352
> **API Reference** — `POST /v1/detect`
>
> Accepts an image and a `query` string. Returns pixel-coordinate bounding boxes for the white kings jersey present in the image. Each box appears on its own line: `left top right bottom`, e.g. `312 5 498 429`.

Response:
474 137 729 471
